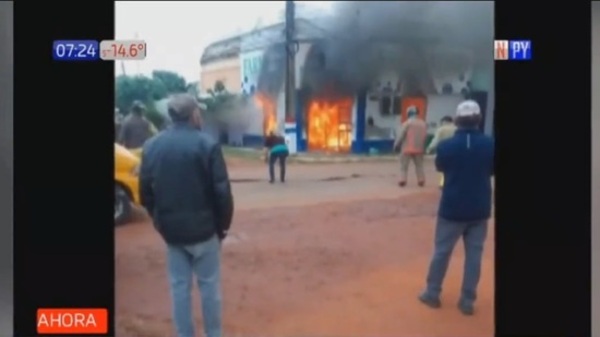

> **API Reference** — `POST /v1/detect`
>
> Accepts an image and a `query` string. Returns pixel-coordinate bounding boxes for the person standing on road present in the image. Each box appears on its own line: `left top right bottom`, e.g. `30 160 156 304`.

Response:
118 100 155 149
263 130 289 183
139 93 234 337
393 106 428 187
427 116 457 188
419 100 494 316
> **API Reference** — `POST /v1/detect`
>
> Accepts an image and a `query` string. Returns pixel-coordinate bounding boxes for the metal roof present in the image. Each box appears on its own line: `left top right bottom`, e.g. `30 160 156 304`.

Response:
200 35 242 65
200 19 327 65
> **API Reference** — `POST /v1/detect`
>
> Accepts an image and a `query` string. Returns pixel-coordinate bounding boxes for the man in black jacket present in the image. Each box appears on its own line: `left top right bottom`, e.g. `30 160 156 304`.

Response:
139 93 234 337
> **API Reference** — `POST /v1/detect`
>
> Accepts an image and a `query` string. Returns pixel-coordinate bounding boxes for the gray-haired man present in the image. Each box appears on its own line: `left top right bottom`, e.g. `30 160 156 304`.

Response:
139 94 234 337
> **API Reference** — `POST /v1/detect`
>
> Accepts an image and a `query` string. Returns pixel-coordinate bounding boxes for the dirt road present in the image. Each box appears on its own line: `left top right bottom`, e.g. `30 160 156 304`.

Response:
116 160 494 337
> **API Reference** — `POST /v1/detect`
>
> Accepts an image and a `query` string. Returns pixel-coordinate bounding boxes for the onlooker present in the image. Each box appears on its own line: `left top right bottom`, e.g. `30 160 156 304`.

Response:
118 101 154 149
427 115 457 188
263 130 289 183
139 93 234 337
393 106 428 187
419 100 494 316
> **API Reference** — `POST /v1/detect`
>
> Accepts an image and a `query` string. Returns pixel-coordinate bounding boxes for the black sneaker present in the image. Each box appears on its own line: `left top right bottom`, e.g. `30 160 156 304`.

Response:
458 301 474 316
398 181 407 187
418 293 441 309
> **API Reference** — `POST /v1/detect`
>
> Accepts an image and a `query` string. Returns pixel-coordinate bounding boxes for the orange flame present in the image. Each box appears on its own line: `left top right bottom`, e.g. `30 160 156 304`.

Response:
254 93 277 135
307 98 353 152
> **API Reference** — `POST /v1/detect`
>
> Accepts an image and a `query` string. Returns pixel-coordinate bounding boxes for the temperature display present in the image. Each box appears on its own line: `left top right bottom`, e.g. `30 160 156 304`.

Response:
99 40 146 61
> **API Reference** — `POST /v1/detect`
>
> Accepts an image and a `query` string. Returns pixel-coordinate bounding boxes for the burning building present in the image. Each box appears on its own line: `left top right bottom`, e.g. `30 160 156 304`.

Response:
199 2 494 154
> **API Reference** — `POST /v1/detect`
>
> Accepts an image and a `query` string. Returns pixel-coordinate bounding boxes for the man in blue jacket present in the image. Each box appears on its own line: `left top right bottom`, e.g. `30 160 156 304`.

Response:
418 100 494 316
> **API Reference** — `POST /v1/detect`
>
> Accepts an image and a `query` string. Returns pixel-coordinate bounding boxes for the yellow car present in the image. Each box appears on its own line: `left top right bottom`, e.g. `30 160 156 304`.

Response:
115 143 140 225
130 147 143 158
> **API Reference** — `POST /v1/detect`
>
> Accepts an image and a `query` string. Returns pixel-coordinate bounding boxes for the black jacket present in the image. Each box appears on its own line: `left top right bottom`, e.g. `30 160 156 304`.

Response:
139 124 234 245
118 114 153 149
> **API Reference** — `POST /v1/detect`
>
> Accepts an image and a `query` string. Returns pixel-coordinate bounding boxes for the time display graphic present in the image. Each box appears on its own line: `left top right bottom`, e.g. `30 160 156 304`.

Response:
52 40 99 61
100 40 147 61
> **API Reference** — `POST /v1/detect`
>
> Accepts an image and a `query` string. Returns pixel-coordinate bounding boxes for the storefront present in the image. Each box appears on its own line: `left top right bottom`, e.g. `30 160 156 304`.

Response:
239 38 493 154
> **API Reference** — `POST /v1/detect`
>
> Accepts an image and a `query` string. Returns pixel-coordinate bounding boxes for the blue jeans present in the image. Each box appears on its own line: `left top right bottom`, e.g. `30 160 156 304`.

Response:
423 217 488 305
167 235 222 337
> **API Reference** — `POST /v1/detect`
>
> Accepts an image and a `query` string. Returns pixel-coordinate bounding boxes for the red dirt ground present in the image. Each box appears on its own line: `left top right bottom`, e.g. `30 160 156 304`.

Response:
116 160 494 337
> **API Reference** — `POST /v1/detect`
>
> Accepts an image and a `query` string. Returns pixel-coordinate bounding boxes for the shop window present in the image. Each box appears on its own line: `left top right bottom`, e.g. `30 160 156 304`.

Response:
392 96 402 115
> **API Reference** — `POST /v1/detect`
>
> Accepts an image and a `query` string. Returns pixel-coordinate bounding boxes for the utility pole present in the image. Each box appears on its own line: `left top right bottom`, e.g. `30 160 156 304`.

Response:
284 0 296 129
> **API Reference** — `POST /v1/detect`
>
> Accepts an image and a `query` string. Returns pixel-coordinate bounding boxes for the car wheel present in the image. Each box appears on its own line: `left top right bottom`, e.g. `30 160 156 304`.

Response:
115 184 132 226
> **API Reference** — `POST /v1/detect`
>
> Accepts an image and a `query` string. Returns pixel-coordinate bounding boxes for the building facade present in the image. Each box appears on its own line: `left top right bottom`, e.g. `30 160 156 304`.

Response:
200 57 241 94
200 19 494 154
200 36 242 94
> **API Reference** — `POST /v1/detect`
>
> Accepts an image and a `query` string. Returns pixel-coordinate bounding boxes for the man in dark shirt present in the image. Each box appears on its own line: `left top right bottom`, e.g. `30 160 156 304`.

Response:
139 94 234 337
118 101 153 149
418 100 494 316
263 131 289 183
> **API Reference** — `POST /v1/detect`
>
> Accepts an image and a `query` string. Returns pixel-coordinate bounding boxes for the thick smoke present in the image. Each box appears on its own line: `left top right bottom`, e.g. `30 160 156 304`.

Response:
302 1 494 95
256 43 287 98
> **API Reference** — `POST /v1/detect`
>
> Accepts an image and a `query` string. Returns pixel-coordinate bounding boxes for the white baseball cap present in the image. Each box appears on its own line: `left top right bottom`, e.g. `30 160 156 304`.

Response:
456 100 481 117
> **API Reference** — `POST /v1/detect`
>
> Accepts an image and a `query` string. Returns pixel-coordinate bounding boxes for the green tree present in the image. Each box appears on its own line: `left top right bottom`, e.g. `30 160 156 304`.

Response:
213 80 226 94
199 80 240 124
115 71 201 130
152 70 187 94
115 74 168 114
186 81 200 98
115 74 168 128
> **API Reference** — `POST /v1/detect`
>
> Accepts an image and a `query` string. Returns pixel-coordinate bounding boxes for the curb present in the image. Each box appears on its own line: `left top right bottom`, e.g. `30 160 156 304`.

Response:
226 150 436 164
289 154 436 164
289 156 397 164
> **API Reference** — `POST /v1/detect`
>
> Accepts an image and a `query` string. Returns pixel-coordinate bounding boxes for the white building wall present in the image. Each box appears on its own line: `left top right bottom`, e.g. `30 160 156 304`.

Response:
295 42 311 89
359 42 490 139
240 49 266 136
364 93 466 139
364 64 475 140
425 95 465 131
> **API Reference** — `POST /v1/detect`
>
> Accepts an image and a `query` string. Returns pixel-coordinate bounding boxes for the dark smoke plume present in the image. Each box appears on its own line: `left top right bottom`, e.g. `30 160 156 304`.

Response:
301 1 493 96
256 43 286 98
